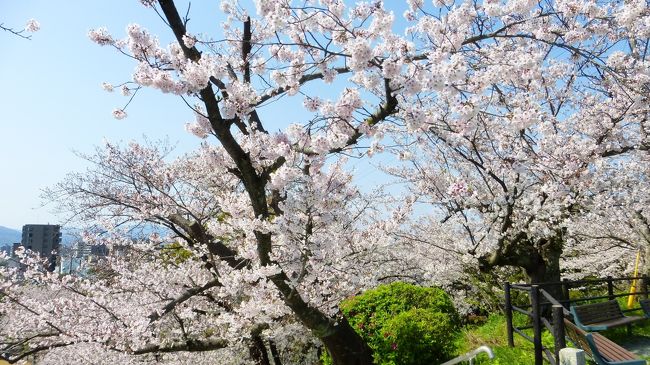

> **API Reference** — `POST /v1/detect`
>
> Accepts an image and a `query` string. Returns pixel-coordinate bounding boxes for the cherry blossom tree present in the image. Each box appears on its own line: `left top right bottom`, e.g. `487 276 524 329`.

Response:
382 0 649 295
3 139 413 364
564 155 650 278
2 0 649 363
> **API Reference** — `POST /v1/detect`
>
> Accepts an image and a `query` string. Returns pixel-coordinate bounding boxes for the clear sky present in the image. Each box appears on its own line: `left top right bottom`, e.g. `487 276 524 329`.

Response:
1 1 400 230
0 1 221 229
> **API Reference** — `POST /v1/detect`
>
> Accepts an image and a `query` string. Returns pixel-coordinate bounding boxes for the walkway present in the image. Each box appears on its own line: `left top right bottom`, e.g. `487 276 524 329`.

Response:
621 335 650 358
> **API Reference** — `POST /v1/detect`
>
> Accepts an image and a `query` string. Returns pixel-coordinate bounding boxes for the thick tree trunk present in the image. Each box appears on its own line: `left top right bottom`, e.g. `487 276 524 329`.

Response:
320 319 374 365
480 234 564 322
249 335 271 365
479 231 564 302
268 340 283 365
525 247 563 302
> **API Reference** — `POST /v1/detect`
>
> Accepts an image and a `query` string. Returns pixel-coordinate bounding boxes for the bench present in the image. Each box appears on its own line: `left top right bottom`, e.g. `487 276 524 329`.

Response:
570 300 644 332
564 318 646 365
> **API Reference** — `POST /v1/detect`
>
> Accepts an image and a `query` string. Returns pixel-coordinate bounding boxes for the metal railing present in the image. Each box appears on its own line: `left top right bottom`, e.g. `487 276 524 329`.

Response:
504 275 649 365
440 345 494 365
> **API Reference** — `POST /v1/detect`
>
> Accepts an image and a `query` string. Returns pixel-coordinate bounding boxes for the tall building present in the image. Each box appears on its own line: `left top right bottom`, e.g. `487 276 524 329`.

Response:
74 241 109 259
20 224 61 271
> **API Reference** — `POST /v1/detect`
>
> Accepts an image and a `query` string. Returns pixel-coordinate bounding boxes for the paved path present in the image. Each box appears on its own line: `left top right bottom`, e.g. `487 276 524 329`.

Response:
621 335 650 357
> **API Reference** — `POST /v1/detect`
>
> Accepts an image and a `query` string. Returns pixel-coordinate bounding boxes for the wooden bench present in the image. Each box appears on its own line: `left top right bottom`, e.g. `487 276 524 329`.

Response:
570 300 644 332
564 318 646 365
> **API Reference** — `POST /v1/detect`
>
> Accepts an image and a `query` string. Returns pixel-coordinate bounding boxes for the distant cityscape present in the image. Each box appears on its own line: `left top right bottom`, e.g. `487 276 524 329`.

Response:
0 224 108 273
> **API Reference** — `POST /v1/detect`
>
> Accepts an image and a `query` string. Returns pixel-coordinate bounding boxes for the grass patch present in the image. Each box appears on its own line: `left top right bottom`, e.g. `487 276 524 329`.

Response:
457 309 650 364
456 315 536 364
456 312 573 364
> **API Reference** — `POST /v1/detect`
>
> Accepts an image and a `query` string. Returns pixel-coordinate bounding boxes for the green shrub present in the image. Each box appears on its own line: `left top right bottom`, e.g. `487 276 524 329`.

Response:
377 309 458 364
328 282 461 365
160 242 194 265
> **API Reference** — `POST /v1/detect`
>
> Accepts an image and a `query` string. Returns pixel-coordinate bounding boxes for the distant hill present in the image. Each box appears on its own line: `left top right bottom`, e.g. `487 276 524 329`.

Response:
0 226 21 245
0 224 171 248
0 226 79 247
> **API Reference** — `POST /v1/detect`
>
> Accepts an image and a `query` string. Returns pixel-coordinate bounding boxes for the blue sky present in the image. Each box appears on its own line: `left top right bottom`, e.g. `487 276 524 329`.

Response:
1 1 401 230
1 1 220 229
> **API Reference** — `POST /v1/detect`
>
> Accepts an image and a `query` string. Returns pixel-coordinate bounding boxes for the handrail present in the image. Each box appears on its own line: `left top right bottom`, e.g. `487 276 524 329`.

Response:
542 317 553 332
440 345 494 365
509 276 648 287
569 292 648 303
510 284 532 290
539 289 571 317
504 276 650 365
512 305 533 317
510 290 650 309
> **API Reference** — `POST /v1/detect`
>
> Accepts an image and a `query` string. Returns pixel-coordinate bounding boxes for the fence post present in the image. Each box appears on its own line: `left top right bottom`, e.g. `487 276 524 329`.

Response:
642 275 649 299
562 278 570 309
559 348 586 365
531 285 543 365
607 276 614 301
553 304 566 364
504 281 514 347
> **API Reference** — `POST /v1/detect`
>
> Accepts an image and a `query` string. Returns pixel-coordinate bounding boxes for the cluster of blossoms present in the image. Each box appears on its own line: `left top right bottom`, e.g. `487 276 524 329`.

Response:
446 181 471 198
111 109 127 120
25 19 40 32
184 105 212 139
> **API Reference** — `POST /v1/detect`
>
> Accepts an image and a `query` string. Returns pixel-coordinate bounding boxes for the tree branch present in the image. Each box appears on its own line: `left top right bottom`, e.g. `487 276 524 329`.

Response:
257 67 350 105
130 339 228 355
148 277 222 322
329 78 398 154
168 214 251 269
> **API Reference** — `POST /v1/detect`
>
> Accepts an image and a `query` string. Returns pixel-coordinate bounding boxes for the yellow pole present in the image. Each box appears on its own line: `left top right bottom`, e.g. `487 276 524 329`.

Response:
627 250 641 309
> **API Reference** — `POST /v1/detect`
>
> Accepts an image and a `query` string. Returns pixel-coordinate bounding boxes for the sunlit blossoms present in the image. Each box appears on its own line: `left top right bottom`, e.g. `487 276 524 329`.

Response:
112 109 127 120
101 82 114 92
88 27 114 46
25 19 40 32
182 34 196 48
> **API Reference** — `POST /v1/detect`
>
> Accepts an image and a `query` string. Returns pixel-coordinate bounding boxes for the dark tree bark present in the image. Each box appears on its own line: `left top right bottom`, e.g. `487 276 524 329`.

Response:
320 320 374 365
250 335 271 365
155 1 381 363
479 231 564 301
268 340 283 365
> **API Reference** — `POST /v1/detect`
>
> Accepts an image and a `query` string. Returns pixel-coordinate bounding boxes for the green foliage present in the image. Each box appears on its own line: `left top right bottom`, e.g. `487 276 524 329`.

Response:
330 282 461 365
160 242 194 265
377 309 458 364
458 314 535 365
455 266 523 316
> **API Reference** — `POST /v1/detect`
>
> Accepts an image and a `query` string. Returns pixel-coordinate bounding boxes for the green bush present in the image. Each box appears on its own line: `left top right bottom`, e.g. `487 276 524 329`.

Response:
329 282 461 365
377 309 458 364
